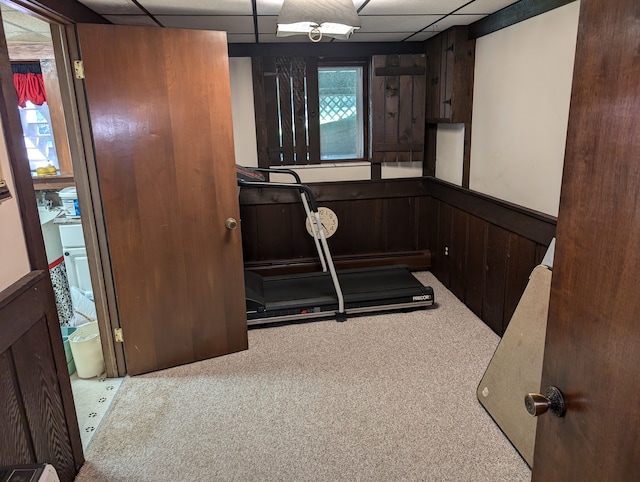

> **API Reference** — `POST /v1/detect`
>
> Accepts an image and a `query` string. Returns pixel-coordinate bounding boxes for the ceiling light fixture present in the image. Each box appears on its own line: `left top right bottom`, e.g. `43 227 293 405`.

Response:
277 0 361 43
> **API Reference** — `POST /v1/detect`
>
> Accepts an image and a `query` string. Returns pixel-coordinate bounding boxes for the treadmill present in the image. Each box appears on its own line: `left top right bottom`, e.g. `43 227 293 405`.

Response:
237 166 435 325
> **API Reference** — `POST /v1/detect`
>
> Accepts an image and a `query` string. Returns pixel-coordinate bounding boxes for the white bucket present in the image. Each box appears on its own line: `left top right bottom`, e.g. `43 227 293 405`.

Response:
69 322 104 378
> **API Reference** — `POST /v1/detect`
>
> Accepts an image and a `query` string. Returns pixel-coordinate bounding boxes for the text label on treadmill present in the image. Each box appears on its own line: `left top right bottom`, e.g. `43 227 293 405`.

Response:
413 294 432 301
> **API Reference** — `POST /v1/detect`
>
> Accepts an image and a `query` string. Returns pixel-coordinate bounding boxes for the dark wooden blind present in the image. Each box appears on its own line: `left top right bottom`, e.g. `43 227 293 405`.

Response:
252 56 320 167
371 54 426 163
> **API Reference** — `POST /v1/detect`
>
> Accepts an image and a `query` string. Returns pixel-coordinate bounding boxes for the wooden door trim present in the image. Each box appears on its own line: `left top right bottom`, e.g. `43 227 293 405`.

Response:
50 24 124 377
0 8 83 475
0 11 46 271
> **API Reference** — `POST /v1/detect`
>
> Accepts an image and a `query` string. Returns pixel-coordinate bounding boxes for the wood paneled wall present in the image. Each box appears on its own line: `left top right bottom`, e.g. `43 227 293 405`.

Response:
0 271 83 481
426 178 556 335
239 178 431 274
239 177 556 336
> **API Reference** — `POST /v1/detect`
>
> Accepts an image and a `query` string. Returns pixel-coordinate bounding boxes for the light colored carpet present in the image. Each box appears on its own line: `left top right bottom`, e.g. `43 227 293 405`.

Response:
75 272 530 481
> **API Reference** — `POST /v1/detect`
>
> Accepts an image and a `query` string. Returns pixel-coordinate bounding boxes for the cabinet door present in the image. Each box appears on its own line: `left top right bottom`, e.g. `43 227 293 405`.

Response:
440 29 455 120
426 33 453 121
58 224 85 248
425 27 474 123
64 247 91 293
425 37 441 121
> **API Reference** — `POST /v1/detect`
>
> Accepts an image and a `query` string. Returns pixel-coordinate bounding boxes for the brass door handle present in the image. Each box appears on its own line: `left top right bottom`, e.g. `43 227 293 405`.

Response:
525 386 566 417
225 218 238 230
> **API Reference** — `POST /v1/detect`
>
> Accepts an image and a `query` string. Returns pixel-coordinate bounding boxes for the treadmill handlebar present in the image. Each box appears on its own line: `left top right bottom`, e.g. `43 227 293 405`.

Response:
237 179 318 212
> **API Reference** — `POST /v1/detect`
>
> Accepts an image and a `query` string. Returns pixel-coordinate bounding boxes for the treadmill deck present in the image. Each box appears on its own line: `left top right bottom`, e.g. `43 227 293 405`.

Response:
246 265 434 325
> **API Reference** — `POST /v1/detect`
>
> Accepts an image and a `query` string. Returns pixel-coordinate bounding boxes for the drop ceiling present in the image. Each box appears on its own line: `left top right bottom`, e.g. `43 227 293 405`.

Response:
1 4 51 44
71 0 521 43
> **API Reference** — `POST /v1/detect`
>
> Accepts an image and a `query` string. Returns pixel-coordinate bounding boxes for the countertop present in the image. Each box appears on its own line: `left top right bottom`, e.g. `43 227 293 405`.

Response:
53 214 82 225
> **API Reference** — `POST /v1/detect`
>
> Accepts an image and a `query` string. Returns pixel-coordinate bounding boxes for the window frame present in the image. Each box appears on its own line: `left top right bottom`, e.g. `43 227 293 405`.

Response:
316 59 369 164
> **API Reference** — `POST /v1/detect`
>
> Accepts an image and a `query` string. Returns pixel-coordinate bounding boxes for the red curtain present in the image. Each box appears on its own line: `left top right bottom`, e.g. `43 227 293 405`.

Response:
13 72 47 108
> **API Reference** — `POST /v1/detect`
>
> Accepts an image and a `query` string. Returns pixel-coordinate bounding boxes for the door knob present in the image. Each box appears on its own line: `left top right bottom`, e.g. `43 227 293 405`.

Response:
525 386 566 417
225 218 238 230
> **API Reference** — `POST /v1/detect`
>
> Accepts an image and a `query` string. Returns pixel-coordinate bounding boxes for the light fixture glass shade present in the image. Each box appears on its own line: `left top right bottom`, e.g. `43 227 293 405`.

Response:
277 0 361 41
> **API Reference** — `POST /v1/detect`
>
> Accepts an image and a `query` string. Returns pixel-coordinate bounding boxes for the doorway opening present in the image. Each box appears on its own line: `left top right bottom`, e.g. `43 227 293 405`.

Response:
0 2 123 450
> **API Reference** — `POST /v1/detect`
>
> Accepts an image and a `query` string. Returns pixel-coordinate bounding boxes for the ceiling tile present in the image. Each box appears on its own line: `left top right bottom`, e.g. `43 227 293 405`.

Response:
2 22 28 35
2 10 50 34
103 15 159 26
457 0 520 15
139 0 253 15
256 0 362 16
156 15 255 33
427 14 487 31
410 30 439 41
359 0 470 15
256 0 284 16
359 15 442 33
4 32 52 44
77 0 142 15
257 16 277 34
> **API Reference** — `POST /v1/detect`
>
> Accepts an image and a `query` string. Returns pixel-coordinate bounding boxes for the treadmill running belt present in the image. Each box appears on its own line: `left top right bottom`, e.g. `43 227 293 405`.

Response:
253 265 432 317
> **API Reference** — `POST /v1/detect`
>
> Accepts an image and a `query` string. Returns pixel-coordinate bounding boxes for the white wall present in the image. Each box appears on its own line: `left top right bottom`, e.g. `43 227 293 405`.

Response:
0 115 30 291
229 57 258 168
269 162 370 183
469 1 580 216
435 124 465 186
382 161 423 179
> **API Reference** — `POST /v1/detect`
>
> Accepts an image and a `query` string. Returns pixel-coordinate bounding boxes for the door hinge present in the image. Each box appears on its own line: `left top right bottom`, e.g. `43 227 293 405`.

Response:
114 328 124 342
74 60 85 79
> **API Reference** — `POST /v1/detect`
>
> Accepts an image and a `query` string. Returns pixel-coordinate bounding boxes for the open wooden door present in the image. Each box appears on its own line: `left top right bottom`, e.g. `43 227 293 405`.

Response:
531 0 640 479
75 24 247 375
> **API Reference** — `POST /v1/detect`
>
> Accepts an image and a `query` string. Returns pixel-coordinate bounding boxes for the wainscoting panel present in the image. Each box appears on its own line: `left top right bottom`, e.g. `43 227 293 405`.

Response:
239 177 555 335
426 178 556 335
0 271 83 481
239 179 432 274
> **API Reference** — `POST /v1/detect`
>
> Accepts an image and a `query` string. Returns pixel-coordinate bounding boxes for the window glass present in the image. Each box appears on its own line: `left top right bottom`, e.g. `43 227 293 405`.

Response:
19 100 59 175
318 66 364 160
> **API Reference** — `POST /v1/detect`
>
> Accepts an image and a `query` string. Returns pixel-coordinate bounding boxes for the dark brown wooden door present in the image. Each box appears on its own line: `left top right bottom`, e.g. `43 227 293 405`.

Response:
76 24 247 375
532 0 640 479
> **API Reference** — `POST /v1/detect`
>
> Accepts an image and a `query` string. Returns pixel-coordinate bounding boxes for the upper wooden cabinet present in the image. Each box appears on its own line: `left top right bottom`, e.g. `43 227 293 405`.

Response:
425 26 475 123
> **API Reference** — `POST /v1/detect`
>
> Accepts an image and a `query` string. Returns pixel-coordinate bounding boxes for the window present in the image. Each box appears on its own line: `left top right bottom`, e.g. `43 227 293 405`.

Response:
318 66 364 160
253 57 368 167
19 100 59 175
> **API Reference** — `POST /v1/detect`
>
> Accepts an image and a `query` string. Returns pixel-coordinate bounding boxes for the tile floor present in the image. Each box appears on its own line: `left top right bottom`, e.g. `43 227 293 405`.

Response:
70 372 125 450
